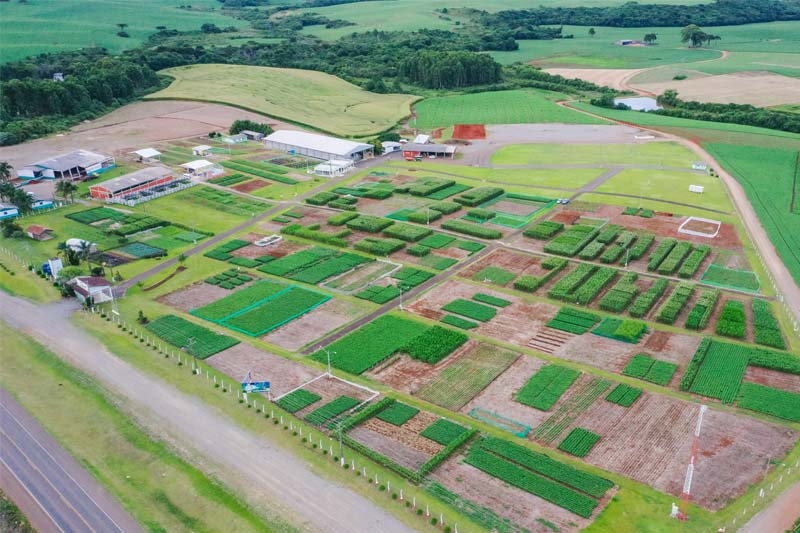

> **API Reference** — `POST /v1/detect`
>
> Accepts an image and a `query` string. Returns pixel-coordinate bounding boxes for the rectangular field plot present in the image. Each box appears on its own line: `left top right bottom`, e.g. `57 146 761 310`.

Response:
276 389 321 413
192 280 287 321
681 338 750 403
464 437 612 518
305 396 360 426
557 428 601 458
736 383 800 422
516 365 580 411
146 315 239 359
417 344 519 410
701 263 760 293
223 287 331 336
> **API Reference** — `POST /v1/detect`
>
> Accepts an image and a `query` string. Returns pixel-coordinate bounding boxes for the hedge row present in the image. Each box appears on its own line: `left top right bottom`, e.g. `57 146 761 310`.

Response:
629 279 669 318
655 283 694 324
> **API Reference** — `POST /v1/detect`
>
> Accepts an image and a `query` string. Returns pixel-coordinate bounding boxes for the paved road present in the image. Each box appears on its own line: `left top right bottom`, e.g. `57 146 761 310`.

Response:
0 387 142 533
0 293 413 533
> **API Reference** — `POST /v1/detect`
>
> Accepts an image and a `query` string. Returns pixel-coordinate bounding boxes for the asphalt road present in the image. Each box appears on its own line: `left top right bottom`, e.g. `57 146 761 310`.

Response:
0 387 141 533
0 293 413 533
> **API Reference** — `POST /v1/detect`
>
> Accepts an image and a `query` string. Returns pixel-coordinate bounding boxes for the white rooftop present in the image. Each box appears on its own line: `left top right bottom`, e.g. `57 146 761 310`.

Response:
30 150 111 172
264 130 372 157
93 166 172 193
413 134 430 144
181 159 215 171
193 145 212 152
131 148 161 159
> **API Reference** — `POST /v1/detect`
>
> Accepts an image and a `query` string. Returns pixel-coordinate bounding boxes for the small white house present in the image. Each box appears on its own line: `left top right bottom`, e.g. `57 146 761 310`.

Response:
130 148 162 163
381 141 402 154
70 276 112 304
0 203 19 220
180 159 223 179
192 145 212 157
413 134 431 145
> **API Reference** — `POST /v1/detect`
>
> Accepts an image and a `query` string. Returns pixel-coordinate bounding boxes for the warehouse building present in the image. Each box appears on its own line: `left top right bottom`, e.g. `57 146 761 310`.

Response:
402 143 457 160
264 130 373 162
89 167 174 201
18 150 116 181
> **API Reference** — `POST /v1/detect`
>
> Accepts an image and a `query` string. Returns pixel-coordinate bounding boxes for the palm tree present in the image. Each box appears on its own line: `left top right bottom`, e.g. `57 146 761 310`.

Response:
77 239 94 270
0 161 12 184
0 182 15 202
55 179 78 203
10 188 33 215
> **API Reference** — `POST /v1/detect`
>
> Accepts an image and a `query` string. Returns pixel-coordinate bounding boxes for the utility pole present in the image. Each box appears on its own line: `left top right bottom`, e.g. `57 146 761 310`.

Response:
319 346 335 377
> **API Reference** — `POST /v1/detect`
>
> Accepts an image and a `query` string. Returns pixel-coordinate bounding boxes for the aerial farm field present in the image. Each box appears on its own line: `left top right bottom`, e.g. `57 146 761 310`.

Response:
147 64 419 136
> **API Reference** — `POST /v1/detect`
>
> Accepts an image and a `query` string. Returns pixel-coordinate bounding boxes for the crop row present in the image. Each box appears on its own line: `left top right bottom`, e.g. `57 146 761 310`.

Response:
221 160 298 184
678 244 711 278
442 299 497 322
67 207 127 224
304 396 360 426
544 224 599 257
276 389 321 413
392 266 434 290
404 326 468 364
146 315 239 359
629 279 668 318
685 288 720 330
592 317 648 344
715 299 746 339
354 236 405 255
224 287 330 336
516 365 580 411
682 338 749 403
616 230 638 249
397 177 454 197
376 402 419 426
628 233 655 260
382 222 432 242
657 241 693 275
287 253 370 285
465 445 599 518
605 384 642 407
513 257 567 293
599 272 639 312
355 284 401 304
655 283 694 324
557 428 601 458
548 263 596 301
192 280 287 321
546 307 601 335
454 187 504 207
420 419 470 445
736 383 800 422
523 220 564 240
578 240 605 260
623 354 678 385
473 293 511 307
751 299 786 349
596 225 621 244
440 219 503 239
281 223 349 247
646 238 676 272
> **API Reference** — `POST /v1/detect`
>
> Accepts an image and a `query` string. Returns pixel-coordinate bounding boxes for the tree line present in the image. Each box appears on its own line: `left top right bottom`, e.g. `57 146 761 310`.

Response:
472 0 800 30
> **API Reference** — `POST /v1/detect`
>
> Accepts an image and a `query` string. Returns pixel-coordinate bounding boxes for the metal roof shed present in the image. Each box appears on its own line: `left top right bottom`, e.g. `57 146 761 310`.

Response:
264 130 373 161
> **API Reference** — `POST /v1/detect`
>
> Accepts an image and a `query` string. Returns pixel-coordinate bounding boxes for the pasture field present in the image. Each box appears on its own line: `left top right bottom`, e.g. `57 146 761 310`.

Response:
491 141 696 167
594 168 734 213
703 144 800 285
293 0 707 40
491 22 800 74
148 64 418 136
412 90 606 129
0 0 246 63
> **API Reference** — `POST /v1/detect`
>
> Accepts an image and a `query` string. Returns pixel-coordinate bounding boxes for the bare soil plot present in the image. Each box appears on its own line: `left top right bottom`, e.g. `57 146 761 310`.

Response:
158 280 233 312
631 72 800 107
348 413 443 471
233 238 306 259
232 180 270 194
431 454 593 532
324 260 399 292
458 248 542 283
206 343 316 398
263 298 370 352
461 355 552 430
743 367 800 394
452 124 486 140
545 68 646 91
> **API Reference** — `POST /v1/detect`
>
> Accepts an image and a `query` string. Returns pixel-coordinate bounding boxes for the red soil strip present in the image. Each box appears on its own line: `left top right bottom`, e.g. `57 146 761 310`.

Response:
453 124 486 140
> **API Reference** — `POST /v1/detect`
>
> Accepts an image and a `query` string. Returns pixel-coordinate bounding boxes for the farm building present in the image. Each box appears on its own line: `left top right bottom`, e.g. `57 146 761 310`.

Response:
381 141 402 154
264 130 373 162
0 203 19 220
312 159 355 177
223 133 248 144
413 134 431 144
30 197 55 211
89 167 175 201
130 148 162 163
180 160 223 179
26 224 54 241
402 143 457 160
18 150 115 181
192 145 212 157
42 257 63 279
65 238 97 254
70 276 112 304
240 130 265 141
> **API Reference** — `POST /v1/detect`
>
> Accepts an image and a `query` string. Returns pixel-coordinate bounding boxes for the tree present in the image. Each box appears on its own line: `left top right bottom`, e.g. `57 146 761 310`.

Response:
680 24 718 48
55 179 78 203
10 188 32 215
657 89 680 107
644 33 657 45
588 28 596 37
116 23 129 38
0 182 15 202
0 219 22 239
0 161 12 183
201 23 222 34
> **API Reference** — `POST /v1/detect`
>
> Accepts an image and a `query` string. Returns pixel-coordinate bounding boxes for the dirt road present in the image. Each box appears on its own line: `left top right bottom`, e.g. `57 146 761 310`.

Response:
0 293 413 533
740 482 800 533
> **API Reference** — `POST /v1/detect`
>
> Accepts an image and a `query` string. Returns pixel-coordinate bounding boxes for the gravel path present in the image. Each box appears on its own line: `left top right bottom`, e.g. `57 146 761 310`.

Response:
0 293 413 533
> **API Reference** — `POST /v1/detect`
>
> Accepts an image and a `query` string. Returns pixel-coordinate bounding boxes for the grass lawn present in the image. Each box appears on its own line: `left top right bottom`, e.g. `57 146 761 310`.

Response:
148 64 419 136
412 89 606 129
0 323 283 533
576 192 721 219
704 143 800 286
594 168 733 213
249 177 327 201
0 0 247 63
135 188 259 233
398 162 603 190
491 142 696 167
0 261 60 303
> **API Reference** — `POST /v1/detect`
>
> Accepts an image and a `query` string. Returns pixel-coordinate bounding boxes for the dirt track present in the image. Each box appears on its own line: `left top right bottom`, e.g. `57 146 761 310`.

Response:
0 293 413 533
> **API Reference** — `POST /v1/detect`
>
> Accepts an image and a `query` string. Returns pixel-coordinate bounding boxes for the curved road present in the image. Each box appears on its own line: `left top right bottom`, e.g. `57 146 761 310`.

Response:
0 388 142 533
0 293 413 533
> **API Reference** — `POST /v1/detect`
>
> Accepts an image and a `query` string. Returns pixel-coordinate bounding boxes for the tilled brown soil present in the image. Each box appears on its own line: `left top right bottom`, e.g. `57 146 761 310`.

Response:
263 298 369 352
744 366 800 394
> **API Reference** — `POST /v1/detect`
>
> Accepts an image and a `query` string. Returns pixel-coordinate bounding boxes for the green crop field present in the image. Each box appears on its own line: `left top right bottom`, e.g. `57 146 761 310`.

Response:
492 142 695 167
413 90 606 129
594 168 734 213
148 64 418 136
293 0 707 40
0 0 247 63
703 144 800 285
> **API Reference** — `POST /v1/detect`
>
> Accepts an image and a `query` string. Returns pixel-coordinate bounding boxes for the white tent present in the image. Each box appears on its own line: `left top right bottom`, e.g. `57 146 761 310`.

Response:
130 148 161 162
312 159 354 177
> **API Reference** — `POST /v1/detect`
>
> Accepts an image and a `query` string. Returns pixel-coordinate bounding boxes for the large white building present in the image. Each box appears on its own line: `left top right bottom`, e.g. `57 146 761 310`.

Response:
264 130 373 162
19 150 116 181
